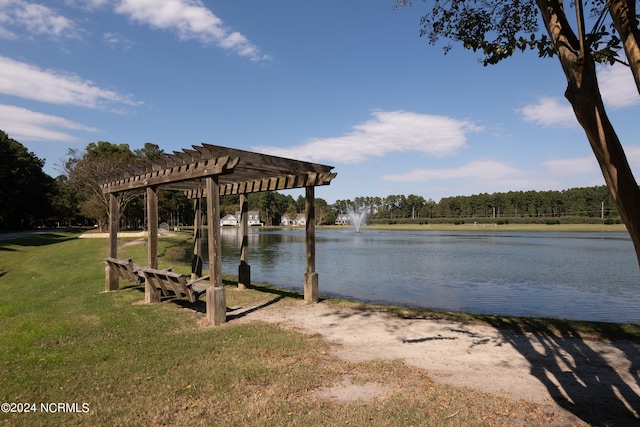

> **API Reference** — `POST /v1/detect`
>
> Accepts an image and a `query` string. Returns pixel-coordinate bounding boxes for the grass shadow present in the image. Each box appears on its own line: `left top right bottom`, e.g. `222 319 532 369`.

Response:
173 280 306 315
124 276 306 318
225 296 284 320
0 229 83 250
241 282 307 301
285 299 640 425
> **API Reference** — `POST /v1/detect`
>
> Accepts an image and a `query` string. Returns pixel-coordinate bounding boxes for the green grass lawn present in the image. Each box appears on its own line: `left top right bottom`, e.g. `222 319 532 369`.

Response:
1 230 628 426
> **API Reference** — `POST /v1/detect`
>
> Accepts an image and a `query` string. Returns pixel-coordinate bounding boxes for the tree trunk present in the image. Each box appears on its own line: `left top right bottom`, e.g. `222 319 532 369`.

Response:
609 0 640 94
537 0 640 267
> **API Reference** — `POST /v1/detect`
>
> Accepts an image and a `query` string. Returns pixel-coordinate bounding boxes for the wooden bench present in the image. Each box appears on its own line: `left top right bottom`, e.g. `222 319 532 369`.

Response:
105 257 144 284
140 267 210 303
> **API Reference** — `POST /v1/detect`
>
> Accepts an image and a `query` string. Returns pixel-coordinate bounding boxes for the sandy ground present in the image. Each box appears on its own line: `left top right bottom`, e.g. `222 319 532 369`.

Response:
229 299 640 426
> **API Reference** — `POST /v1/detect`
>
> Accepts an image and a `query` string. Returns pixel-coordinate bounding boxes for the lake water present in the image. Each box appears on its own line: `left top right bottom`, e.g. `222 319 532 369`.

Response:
214 228 640 324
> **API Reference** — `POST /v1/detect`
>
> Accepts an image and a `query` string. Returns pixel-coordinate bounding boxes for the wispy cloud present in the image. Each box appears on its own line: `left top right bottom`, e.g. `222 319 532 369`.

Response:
3 0 268 60
622 145 640 169
382 159 524 184
0 0 78 39
380 156 606 196
0 55 140 109
0 104 97 142
540 145 640 180
518 63 638 128
541 156 599 177
114 0 269 61
253 110 483 164
103 32 134 50
599 63 640 109
517 97 577 128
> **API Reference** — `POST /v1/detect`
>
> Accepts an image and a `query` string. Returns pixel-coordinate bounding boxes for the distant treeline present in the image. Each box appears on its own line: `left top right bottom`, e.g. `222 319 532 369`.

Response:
333 186 620 225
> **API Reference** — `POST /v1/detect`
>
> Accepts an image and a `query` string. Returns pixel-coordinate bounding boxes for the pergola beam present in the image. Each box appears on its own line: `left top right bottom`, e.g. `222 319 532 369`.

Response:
100 155 239 194
183 171 336 199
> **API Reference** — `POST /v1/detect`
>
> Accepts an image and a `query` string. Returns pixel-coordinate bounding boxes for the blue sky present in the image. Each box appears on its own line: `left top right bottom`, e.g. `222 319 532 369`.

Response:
1 0 639 204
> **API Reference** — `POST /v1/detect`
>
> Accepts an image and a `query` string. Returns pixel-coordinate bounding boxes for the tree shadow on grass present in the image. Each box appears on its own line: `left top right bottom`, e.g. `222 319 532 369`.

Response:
314 304 640 425
0 229 82 251
481 316 640 426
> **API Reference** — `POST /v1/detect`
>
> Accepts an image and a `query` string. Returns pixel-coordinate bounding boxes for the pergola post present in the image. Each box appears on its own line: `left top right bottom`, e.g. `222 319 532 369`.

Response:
105 193 120 291
304 185 318 303
238 193 250 289
205 176 226 325
191 199 203 280
145 186 160 303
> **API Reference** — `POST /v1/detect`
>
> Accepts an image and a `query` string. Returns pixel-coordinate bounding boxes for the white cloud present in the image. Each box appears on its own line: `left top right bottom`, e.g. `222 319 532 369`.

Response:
73 0 110 9
0 0 78 38
0 104 97 142
103 32 134 50
542 144 640 179
541 156 599 177
622 145 640 170
0 55 140 108
0 25 16 39
599 63 640 109
114 0 269 61
518 63 639 128
381 159 523 183
518 97 577 128
253 110 483 164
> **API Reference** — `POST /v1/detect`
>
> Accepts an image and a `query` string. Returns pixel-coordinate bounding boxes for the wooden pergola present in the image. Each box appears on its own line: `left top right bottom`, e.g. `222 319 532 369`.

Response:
98 144 336 325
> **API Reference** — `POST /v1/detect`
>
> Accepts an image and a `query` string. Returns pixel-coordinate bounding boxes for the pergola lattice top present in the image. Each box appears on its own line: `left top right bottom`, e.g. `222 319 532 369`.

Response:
97 143 336 197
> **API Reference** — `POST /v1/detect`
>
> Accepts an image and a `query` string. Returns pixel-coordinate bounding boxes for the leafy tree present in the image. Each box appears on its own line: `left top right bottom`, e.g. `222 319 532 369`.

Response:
315 197 334 225
285 202 299 218
295 195 306 213
220 194 240 217
250 192 278 225
397 0 640 265
50 175 83 227
65 141 166 231
383 194 407 219
332 199 351 214
406 194 427 218
0 130 55 229
134 142 165 160
65 142 138 231
158 190 192 227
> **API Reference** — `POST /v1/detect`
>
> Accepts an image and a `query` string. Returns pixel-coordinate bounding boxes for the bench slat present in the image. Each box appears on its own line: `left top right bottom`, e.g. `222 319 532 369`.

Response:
140 267 210 303
105 257 144 284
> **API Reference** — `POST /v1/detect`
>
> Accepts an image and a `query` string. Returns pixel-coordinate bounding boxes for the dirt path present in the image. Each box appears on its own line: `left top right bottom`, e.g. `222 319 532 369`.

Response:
230 300 640 426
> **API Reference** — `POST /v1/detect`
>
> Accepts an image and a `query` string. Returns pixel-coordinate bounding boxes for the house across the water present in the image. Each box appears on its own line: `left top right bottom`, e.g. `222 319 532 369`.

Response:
280 213 306 226
335 213 350 225
220 210 263 226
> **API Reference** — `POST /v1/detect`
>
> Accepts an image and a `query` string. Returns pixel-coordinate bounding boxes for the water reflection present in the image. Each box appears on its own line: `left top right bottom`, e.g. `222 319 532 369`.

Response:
210 228 640 324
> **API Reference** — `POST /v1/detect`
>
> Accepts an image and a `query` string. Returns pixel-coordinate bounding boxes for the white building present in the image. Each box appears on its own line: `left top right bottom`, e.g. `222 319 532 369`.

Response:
220 214 238 226
281 213 306 226
220 210 263 227
335 213 350 225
